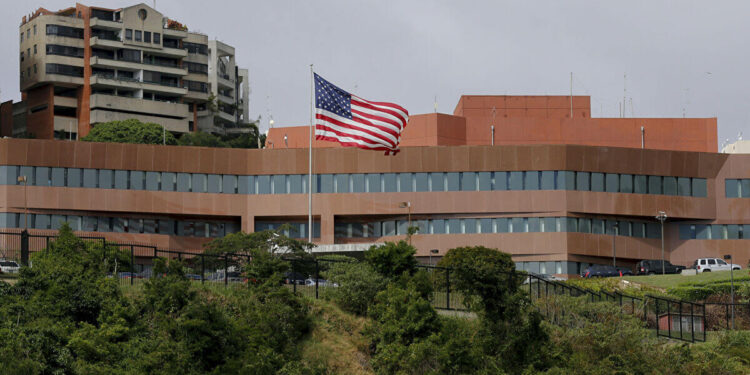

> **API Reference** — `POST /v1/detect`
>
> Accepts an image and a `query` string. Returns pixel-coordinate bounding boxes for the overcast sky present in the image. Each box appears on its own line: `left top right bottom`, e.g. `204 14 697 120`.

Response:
2 1 748 147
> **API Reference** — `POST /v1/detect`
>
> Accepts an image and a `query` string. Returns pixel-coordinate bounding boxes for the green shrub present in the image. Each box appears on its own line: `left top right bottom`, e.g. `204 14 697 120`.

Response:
81 118 177 145
323 261 386 316
365 240 418 278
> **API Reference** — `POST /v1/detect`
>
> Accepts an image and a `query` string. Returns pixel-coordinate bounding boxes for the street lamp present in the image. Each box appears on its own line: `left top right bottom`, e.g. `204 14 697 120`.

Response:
429 249 439 266
724 254 735 330
656 211 668 275
612 221 619 267
17 175 28 230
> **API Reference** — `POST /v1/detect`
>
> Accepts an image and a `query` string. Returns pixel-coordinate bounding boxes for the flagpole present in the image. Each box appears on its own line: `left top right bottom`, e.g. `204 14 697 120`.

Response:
308 64 314 248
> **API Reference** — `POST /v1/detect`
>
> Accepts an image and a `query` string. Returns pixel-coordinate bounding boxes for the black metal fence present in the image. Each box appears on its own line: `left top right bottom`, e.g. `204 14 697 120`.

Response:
0 231 744 343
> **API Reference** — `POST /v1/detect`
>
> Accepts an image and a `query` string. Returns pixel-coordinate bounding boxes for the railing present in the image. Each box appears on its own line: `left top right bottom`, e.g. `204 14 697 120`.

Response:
92 73 140 83
143 59 180 68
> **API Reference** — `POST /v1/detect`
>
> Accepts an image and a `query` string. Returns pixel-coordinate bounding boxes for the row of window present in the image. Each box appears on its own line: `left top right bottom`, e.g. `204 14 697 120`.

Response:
46 63 83 78
46 44 84 58
185 61 208 75
679 224 750 240
254 222 322 239
20 24 38 43
0 166 709 197
184 80 208 93
124 29 160 44
183 42 208 55
725 179 750 198
333 216 663 238
0 213 239 238
46 24 84 39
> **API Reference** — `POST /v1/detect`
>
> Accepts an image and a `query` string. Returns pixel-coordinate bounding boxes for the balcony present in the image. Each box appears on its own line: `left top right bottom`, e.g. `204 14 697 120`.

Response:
90 94 189 119
54 96 77 108
90 109 189 133
90 74 188 96
90 56 188 76
163 28 188 39
217 93 235 104
142 45 188 58
90 36 121 49
216 74 235 89
90 18 122 31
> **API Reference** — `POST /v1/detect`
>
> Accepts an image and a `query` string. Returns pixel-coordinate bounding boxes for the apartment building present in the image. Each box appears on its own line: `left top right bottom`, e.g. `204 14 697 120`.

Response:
4 3 248 139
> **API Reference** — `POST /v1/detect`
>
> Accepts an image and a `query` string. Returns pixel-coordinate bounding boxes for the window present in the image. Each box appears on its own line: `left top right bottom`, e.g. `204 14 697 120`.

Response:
336 174 351 193
478 172 492 191
461 172 476 191
509 171 523 190
576 172 590 191
429 172 444 191
46 24 84 39
605 173 619 193
383 173 397 192
742 180 750 198
415 173 429 192
366 173 381 192
541 171 555 190
98 169 113 189
256 175 270 194
185 62 208 75
34 44 37 54
153 32 160 44
678 177 692 196
20 32 23 43
125 29 133 40
726 179 739 198
46 63 83 77
34 24 36 35
145 172 160 191
591 172 604 192
634 175 648 194
135 30 142 42
663 176 677 195
351 174 365 193
208 174 223 193
524 171 539 190
494 171 507 190
144 31 151 43
272 175 285 194
183 42 208 55
20 51 24 62
692 178 707 197
161 172 176 191
446 172 459 191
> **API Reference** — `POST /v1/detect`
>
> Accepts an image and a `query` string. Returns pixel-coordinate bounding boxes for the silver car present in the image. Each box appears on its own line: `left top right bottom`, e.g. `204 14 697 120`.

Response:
0 260 20 274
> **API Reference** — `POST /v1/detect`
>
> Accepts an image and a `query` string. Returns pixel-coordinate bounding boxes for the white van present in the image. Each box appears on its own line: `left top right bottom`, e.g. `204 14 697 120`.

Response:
693 258 742 273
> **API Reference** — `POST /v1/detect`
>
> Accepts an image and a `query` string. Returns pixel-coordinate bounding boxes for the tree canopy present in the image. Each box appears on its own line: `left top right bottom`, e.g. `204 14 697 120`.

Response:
81 119 177 145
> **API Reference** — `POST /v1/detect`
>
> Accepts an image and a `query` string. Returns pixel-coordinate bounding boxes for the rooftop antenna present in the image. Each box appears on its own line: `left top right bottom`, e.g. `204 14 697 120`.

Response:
630 97 634 117
739 131 743 141
434 95 438 113
491 106 496 146
622 73 627 118
570 72 573 119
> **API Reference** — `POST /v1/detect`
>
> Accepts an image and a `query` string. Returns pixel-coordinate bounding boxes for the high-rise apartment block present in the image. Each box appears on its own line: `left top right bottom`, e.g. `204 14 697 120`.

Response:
4 3 249 139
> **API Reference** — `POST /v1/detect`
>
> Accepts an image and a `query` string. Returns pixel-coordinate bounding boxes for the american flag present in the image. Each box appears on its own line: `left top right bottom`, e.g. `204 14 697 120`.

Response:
314 73 408 155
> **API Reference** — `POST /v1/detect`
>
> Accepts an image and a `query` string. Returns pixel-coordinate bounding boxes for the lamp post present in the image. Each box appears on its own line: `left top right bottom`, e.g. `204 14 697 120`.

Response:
17 175 28 230
724 254 735 330
612 221 619 267
656 211 668 275
399 201 412 244
429 249 439 266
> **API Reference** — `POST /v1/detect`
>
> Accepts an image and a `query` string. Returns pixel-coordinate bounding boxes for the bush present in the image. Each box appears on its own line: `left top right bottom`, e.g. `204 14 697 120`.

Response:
322 261 386 316
364 240 418 278
81 119 177 145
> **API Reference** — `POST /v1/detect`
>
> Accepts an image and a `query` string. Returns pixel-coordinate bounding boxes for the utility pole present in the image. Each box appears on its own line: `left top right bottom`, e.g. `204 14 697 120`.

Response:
656 211 667 275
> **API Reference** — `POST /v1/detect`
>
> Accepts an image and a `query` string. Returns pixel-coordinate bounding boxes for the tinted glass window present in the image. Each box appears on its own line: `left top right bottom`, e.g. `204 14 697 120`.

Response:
509 171 523 190
161 172 176 191
207 174 222 194
238 175 254 194
592 219 604 234
461 172 476 191
578 218 591 233
525 171 539 190
446 172 460 191
257 175 271 194
478 172 491 191
543 217 557 232
366 173 381 192
605 173 619 193
618 221 631 236
692 178 707 197
480 218 493 233
511 217 526 232
288 174 303 194
633 175 648 194
351 174 365 193
429 172 444 191
82 169 97 188
20 166 35 186
632 222 644 238
558 171 576 190
383 173 397 192
412 173 428 192
495 218 508 233
742 180 750 198
619 174 633 193
222 175 237 194
430 219 445 234
113 170 127 189
447 219 461 234
97 169 112 189
98 217 111 232
646 223 661 239
336 174 350 193
176 173 191 192
528 217 540 232
663 176 677 196
382 221 396 236
398 173 412 192
647 175 662 194
576 172 590 191
541 171 555 190
493 171 507 190
591 172 604 192
145 171 160 191
727 224 740 239
51 167 65 187
677 177 692 196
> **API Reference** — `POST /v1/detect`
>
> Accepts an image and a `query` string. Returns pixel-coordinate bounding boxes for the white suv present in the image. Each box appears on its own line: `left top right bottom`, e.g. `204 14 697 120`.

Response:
0 260 20 274
694 258 742 273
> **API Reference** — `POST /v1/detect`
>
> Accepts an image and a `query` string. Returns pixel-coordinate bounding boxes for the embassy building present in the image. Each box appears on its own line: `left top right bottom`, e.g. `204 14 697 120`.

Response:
0 94 747 277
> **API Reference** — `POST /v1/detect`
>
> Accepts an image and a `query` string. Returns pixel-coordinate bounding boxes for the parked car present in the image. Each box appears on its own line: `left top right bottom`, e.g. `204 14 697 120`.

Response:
636 260 686 275
118 272 139 279
185 274 202 281
581 265 629 278
0 260 20 274
693 258 742 273
304 278 337 287
284 271 306 285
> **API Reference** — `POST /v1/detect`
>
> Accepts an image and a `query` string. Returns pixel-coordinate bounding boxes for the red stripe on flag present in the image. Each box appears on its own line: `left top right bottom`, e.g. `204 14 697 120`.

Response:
316 113 396 148
350 108 403 135
315 125 398 152
351 99 408 127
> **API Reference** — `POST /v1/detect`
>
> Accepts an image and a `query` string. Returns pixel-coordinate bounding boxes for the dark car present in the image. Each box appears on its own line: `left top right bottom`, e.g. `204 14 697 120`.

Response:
635 260 685 275
284 271 306 285
581 265 629 278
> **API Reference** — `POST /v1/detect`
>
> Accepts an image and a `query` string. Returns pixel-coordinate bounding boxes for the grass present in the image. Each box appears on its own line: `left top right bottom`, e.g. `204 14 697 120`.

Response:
623 270 750 290
298 299 373 374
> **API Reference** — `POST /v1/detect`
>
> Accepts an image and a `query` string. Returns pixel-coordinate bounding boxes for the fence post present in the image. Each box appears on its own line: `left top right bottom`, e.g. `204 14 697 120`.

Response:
20 230 29 267
315 259 319 300
690 303 695 343
726 304 730 330
446 269 451 310
130 245 134 286
703 304 707 342
655 297 660 337
224 255 228 287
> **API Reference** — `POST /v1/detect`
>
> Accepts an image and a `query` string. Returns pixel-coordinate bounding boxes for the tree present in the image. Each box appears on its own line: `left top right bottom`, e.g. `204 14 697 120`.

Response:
177 131 227 147
81 119 177 145
364 240 418 279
